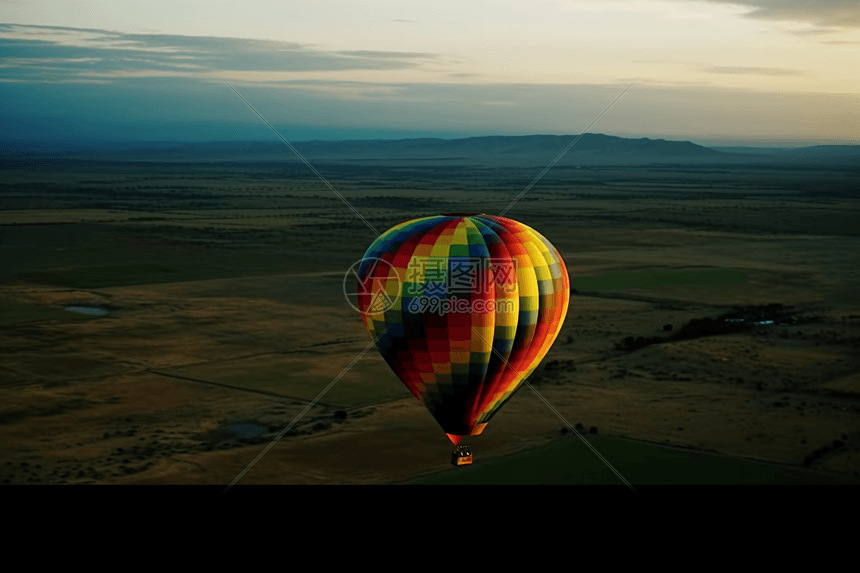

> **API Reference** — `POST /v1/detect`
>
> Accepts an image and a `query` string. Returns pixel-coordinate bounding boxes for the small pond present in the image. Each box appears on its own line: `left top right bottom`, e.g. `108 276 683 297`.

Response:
64 306 110 316
226 424 268 439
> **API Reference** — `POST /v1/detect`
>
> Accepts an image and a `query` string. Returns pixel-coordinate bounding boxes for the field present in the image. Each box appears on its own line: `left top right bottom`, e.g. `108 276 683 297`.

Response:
1 155 859 486
407 436 858 485
0 300 94 326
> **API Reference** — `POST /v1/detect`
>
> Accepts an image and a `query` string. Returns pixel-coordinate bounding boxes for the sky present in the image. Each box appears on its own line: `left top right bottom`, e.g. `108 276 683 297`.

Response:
1 0 858 146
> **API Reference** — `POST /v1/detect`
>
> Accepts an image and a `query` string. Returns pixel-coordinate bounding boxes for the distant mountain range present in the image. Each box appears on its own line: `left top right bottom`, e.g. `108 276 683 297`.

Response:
2 133 857 166
235 133 722 159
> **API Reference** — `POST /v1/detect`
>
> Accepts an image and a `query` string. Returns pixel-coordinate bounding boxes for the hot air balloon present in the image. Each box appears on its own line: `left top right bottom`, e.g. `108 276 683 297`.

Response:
356 213 569 463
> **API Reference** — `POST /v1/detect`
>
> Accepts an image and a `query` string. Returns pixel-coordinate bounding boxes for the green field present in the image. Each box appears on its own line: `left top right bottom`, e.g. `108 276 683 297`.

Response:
0 300 94 326
1 223 349 289
569 268 746 291
162 355 412 406
20 264 182 289
408 435 858 484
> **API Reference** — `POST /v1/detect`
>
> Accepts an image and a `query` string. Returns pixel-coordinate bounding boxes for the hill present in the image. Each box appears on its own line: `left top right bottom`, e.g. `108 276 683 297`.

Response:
2 134 856 167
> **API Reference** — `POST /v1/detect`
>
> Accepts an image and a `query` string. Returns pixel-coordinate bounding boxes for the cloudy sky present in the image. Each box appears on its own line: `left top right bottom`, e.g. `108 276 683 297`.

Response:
1 0 857 146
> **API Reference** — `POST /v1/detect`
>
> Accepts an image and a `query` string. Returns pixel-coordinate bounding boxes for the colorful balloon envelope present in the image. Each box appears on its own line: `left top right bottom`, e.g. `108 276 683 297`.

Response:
356 213 569 445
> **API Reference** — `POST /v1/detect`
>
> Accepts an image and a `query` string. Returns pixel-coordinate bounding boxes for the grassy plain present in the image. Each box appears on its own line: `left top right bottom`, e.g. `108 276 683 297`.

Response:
0 300 93 326
1 154 858 485
407 435 858 485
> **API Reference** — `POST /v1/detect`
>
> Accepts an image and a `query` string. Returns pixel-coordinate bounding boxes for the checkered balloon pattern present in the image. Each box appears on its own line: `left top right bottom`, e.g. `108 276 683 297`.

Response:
356 214 569 444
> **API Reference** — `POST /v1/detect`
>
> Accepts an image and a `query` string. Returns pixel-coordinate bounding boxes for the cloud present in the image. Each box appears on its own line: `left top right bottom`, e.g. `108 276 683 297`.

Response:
603 1 859 30
700 0 860 29
332 50 436 60
701 66 806 77
789 28 836 36
0 24 443 84
277 81 407 99
212 79 409 99
0 57 103 68
821 40 860 45
0 77 110 84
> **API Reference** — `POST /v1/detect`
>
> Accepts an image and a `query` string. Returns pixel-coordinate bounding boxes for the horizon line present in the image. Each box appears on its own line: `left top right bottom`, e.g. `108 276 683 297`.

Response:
1 132 856 150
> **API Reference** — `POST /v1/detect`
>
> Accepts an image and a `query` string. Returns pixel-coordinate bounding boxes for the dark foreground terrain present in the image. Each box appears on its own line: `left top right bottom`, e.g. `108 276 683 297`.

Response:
1 146 858 485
